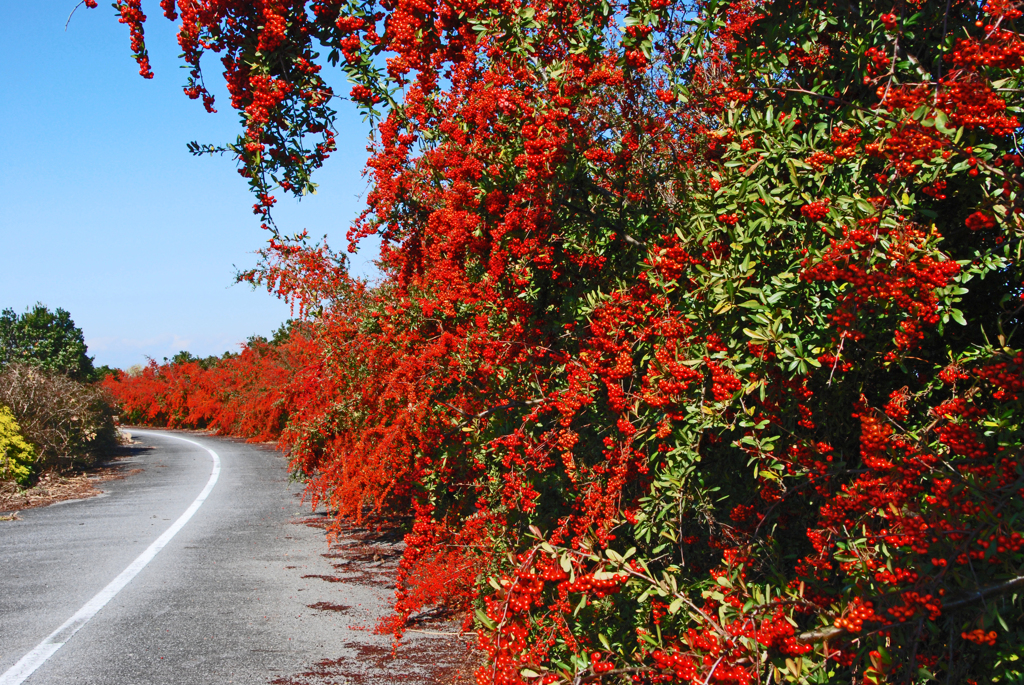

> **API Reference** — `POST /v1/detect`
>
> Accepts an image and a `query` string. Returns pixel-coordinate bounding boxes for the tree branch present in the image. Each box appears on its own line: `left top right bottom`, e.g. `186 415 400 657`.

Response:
797 574 1024 644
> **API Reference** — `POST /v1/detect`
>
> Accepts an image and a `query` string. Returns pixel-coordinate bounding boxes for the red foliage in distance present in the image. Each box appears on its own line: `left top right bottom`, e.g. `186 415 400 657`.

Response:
103 328 316 443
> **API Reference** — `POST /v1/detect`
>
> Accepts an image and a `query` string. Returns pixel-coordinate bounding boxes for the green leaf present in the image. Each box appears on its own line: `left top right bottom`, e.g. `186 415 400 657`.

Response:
743 328 768 341
786 159 801 189
934 109 955 134
475 609 496 630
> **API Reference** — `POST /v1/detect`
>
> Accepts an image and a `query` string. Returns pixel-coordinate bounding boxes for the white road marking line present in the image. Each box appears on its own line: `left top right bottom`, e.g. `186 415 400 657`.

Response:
0 432 221 685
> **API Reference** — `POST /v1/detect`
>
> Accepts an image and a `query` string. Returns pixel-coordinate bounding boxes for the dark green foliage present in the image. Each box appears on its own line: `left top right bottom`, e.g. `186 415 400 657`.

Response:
165 349 235 369
0 304 95 382
89 365 119 383
270 320 300 346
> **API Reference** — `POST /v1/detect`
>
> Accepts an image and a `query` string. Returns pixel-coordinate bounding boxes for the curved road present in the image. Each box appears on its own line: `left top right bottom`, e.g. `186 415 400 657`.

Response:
0 430 391 684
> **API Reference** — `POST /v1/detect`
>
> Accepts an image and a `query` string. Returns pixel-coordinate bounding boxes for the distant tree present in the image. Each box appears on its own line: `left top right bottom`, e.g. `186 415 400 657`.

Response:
245 320 305 349
244 335 268 348
0 304 94 382
166 350 232 369
167 350 201 366
89 365 118 382
270 320 298 347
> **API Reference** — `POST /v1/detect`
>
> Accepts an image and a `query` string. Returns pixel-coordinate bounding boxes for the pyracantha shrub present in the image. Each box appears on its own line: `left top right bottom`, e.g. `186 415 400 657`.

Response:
103 326 316 443
101 0 1024 682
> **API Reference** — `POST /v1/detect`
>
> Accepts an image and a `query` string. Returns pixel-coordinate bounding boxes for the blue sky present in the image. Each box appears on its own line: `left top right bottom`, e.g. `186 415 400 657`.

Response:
0 2 379 369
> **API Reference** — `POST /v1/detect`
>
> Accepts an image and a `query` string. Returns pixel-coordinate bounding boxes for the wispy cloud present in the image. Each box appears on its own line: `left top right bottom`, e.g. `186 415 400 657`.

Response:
85 333 243 369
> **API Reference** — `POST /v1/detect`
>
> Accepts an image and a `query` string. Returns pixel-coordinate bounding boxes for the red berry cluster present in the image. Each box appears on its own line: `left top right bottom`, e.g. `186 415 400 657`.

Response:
114 0 152 78
962 629 998 646
800 199 831 221
833 598 881 633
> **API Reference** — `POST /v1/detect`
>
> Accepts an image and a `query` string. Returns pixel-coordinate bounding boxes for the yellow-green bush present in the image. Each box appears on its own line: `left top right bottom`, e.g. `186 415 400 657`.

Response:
0 405 36 485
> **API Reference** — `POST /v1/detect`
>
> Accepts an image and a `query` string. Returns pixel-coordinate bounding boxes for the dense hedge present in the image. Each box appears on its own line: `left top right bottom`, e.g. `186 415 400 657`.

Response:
103 330 316 443
101 0 1024 682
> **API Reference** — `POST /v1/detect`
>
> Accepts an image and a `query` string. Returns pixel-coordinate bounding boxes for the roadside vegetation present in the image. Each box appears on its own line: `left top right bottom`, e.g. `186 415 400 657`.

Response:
0 405 36 486
98 0 1024 682
0 305 120 489
103 322 312 442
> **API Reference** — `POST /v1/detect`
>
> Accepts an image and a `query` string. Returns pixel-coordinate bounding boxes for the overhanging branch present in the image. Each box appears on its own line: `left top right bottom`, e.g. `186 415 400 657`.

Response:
797 575 1024 644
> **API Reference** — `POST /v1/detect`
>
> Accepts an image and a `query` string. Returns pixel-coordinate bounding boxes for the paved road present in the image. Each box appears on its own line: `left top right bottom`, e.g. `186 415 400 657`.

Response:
0 430 463 685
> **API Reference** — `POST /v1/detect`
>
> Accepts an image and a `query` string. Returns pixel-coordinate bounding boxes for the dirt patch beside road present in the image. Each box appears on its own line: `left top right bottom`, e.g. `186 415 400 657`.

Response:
273 515 481 685
0 444 150 515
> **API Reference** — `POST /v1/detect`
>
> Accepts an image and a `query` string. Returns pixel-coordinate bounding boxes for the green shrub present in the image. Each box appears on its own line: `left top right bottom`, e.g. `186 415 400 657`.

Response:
0 304 95 382
0 405 36 485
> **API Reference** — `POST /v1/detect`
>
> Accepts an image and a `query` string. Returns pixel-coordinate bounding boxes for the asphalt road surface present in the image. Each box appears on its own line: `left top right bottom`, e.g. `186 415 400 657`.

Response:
0 430 469 685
